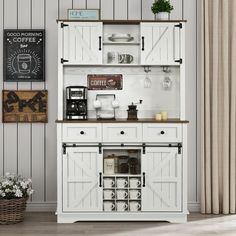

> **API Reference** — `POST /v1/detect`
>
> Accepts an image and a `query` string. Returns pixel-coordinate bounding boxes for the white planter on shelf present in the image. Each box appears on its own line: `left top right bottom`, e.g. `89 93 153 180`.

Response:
155 12 169 20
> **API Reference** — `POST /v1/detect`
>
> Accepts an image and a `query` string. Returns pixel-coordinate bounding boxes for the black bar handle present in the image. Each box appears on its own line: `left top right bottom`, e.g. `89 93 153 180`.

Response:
141 36 145 51
142 172 146 187
99 172 102 187
99 36 102 50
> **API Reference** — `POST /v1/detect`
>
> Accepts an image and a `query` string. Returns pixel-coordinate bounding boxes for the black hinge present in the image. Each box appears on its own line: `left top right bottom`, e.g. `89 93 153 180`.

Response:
61 58 69 64
63 143 67 154
175 58 183 64
61 22 69 28
98 143 102 154
175 23 182 29
142 143 146 154
178 143 182 154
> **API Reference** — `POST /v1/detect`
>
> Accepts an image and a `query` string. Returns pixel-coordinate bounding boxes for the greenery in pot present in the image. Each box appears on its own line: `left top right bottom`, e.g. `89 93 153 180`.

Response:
151 0 174 14
0 173 34 200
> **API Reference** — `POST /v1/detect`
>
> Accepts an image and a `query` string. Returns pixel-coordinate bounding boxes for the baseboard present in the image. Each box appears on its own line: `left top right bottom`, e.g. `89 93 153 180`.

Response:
26 202 200 213
26 202 57 212
187 202 200 212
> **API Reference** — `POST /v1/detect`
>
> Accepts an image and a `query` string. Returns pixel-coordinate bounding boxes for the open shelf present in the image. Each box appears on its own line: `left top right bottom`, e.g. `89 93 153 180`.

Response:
103 41 140 45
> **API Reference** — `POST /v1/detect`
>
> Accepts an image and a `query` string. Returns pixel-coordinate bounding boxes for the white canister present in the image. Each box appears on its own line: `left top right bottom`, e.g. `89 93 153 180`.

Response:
129 178 141 188
116 178 128 188
116 201 128 211
116 190 128 200
103 190 115 200
103 178 115 188
104 158 115 175
129 190 141 200
103 201 115 211
129 201 141 212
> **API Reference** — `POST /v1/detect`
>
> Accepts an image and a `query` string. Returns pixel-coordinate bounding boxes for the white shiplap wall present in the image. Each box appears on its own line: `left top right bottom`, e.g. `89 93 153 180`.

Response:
0 0 199 211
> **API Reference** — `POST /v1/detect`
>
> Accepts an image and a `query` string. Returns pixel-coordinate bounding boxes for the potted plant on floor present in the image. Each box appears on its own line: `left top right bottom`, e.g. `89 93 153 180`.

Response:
151 0 174 20
0 173 34 224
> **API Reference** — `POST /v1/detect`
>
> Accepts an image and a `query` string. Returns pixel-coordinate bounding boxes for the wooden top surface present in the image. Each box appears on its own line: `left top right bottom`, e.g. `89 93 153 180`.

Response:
57 19 187 24
56 118 189 124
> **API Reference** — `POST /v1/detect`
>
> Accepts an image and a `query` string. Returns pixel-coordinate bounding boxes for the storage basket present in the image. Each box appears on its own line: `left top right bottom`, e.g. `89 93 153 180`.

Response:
0 198 27 224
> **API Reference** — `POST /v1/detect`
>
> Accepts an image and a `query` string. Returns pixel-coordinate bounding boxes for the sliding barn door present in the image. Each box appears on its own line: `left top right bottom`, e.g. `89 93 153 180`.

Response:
63 22 103 65
142 147 182 211
140 23 181 65
63 147 103 212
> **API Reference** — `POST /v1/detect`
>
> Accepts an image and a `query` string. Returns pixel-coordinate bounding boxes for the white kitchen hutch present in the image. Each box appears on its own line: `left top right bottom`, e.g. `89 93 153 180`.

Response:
57 20 188 223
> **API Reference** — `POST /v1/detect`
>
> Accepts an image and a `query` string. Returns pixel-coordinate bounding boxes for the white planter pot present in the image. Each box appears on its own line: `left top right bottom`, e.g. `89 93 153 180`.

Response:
155 12 169 20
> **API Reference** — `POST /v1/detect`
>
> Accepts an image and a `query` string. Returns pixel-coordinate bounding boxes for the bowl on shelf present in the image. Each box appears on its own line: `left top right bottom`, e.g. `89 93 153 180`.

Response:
108 33 134 42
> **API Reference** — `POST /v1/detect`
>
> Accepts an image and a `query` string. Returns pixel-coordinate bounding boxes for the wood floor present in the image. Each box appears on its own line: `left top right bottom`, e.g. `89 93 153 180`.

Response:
0 213 236 236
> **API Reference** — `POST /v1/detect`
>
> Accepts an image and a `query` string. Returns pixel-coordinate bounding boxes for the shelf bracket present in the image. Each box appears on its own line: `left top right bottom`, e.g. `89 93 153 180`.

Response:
63 143 67 155
61 22 69 28
98 143 102 154
142 143 146 154
178 143 182 154
174 23 182 29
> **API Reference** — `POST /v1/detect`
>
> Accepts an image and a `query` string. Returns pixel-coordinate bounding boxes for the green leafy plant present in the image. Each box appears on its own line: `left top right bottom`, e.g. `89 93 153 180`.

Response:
151 0 174 14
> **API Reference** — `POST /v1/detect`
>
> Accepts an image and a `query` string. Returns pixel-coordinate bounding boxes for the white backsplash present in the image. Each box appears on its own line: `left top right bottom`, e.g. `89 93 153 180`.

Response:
64 66 180 119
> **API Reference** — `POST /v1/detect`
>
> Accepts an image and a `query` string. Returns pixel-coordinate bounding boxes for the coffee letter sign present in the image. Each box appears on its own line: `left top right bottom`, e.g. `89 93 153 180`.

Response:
4 30 45 82
2 90 48 123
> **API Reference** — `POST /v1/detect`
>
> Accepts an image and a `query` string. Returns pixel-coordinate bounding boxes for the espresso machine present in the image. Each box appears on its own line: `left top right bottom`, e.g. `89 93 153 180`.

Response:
66 86 87 120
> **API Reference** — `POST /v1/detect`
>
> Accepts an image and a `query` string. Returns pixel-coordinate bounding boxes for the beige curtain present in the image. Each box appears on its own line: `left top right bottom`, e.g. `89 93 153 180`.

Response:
201 0 236 214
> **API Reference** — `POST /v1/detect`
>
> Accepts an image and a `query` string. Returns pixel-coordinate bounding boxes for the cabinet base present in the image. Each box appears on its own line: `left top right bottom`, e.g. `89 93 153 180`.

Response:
57 212 188 223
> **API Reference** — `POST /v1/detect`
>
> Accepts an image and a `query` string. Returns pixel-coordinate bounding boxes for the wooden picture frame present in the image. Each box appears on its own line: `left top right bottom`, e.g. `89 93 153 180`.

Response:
2 90 48 123
3 30 45 82
68 9 100 20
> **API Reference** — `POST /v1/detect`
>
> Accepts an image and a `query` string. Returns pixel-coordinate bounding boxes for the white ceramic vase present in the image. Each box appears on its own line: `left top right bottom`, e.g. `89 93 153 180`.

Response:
155 12 169 20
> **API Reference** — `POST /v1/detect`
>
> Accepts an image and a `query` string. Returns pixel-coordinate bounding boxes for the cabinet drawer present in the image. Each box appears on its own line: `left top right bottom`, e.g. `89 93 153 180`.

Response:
62 124 102 143
102 124 142 143
143 124 182 143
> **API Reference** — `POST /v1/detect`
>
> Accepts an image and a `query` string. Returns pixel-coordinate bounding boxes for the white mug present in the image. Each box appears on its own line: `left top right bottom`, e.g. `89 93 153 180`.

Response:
116 201 128 211
116 190 128 200
103 190 115 200
111 100 120 108
104 159 115 175
129 178 141 188
103 178 115 188
129 190 141 200
129 201 141 212
116 178 128 188
93 100 101 109
107 52 119 64
103 201 115 211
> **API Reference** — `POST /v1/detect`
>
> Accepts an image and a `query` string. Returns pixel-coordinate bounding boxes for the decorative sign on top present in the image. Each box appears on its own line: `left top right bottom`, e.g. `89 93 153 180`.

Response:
2 90 48 123
4 30 45 82
87 74 123 90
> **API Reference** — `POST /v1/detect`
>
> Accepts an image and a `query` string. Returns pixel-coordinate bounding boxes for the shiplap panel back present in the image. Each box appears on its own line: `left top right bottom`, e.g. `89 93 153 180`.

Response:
0 0 199 208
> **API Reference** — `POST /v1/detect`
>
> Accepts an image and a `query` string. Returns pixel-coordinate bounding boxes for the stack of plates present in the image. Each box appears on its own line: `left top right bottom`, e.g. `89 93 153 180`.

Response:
108 33 134 42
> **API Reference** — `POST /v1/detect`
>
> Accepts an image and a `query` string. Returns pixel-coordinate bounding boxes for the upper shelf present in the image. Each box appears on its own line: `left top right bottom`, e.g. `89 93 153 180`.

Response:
56 19 187 24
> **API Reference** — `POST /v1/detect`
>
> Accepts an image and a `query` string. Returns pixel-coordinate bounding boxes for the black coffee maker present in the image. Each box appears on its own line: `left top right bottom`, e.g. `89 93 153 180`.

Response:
66 86 87 120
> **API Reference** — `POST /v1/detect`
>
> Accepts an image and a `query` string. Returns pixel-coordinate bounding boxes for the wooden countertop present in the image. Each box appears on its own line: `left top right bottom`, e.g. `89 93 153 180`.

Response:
56 119 189 124
57 19 187 24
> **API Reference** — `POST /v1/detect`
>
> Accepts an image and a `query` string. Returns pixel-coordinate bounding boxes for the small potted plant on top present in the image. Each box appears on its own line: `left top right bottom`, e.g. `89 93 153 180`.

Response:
0 173 34 224
151 0 174 21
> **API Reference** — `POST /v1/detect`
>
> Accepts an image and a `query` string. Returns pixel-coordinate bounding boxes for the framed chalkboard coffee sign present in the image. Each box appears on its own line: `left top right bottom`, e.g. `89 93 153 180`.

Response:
4 30 45 82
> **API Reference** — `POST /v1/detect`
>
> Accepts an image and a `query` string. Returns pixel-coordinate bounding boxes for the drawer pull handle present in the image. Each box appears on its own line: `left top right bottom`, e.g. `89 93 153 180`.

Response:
120 131 125 135
80 131 85 135
160 131 165 135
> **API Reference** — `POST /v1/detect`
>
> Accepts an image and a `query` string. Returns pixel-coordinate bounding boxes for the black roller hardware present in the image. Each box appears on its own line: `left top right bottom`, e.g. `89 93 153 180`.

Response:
99 36 102 50
142 172 146 187
99 172 102 187
142 36 145 51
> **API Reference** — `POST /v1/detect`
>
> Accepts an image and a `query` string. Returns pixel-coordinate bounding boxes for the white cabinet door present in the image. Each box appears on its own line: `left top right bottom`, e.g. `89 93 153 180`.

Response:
63 147 103 212
140 23 181 65
142 147 182 211
63 22 103 65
